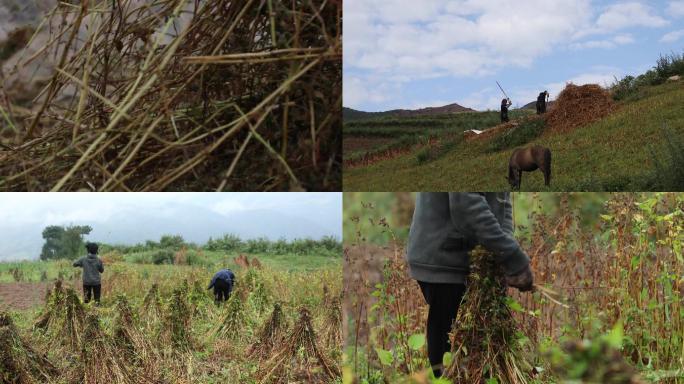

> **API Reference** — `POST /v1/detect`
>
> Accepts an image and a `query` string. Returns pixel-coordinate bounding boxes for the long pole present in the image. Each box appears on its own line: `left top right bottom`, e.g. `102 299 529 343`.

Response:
496 80 510 100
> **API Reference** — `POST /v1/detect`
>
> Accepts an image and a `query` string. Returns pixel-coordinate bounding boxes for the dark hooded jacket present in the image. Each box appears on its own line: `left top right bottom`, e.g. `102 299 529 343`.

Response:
73 253 104 285
406 192 529 284
208 269 235 291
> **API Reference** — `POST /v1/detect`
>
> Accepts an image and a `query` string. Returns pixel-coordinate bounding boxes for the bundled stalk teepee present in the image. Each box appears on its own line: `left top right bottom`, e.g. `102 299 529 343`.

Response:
248 302 286 357
0 312 57 383
81 311 137 384
258 307 340 383
215 293 247 340
113 296 161 382
445 247 533 383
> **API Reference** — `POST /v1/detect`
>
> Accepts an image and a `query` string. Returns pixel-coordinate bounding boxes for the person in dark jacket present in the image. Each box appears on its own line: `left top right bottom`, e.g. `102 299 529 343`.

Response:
536 90 549 114
208 269 235 304
72 242 105 304
500 98 512 122
406 192 534 378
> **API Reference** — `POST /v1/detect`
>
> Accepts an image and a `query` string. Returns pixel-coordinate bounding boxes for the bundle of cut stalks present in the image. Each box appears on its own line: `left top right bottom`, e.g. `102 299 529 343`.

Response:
258 307 340 384
214 293 246 340
164 287 192 351
445 247 533 383
81 311 137 384
0 0 341 191
113 296 162 382
33 284 85 352
248 302 286 357
141 283 163 329
33 280 66 330
322 296 342 349
0 312 57 383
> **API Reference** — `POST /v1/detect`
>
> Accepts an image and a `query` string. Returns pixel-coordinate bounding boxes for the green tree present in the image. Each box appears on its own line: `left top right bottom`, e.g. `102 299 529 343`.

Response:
40 225 92 260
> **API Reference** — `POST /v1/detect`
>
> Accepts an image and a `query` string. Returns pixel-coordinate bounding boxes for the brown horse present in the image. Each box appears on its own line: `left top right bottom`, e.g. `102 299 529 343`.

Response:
507 145 551 189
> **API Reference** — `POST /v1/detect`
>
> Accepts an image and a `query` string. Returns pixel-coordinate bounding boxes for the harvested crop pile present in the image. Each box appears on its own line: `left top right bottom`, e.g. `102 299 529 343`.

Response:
214 293 246 340
248 302 286 357
0 0 341 191
258 307 340 383
445 247 533 383
81 311 137 384
0 312 57 383
545 83 614 134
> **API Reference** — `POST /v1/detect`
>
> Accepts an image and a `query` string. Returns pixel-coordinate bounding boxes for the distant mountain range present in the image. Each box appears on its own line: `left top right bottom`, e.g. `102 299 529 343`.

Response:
344 102 474 121
0 202 339 261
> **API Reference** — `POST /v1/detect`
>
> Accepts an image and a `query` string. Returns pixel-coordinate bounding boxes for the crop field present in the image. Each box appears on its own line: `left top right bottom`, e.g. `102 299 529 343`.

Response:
0 247 342 383
343 54 684 192
343 110 532 167
343 192 684 383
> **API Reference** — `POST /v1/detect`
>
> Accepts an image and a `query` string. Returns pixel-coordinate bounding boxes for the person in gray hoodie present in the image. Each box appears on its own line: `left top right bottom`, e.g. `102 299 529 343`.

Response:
406 192 534 378
73 242 105 304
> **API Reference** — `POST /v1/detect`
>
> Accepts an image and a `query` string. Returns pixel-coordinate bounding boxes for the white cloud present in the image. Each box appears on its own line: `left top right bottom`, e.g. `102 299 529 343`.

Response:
344 0 595 108
595 2 668 31
660 29 684 42
570 33 635 49
667 1 684 17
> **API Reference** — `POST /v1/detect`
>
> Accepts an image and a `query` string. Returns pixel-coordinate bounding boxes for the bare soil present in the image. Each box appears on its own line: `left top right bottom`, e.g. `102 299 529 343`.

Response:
0 281 50 310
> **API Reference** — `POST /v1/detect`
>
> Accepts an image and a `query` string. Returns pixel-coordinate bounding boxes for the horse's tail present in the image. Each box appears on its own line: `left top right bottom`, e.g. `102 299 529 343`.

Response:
545 148 552 184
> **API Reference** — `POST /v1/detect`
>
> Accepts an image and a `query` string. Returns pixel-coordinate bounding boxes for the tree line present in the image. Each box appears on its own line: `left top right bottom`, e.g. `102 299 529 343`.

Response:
39 225 342 260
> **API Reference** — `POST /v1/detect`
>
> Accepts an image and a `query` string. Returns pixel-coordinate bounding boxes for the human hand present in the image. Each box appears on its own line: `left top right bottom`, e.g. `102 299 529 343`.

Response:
506 264 533 292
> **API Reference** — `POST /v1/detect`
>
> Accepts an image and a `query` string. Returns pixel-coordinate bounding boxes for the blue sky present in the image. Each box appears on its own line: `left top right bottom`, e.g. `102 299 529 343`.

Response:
344 0 684 111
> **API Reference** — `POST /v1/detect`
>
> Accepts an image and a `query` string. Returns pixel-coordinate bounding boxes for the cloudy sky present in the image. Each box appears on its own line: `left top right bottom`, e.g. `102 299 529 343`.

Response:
0 193 342 260
344 0 684 111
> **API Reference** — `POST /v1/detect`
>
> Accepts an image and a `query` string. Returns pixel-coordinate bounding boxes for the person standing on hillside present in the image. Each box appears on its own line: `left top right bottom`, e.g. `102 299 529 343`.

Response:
500 98 512 122
406 192 534 378
72 242 105 305
536 90 549 114
208 268 236 304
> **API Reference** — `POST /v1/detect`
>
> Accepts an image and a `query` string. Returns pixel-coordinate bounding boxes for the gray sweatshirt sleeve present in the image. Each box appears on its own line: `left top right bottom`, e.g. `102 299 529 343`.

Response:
448 193 529 275
501 193 514 236
98 259 104 273
73 257 83 267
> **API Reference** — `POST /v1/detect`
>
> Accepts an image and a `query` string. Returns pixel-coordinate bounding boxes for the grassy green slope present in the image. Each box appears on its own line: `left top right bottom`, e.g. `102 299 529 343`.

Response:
344 82 684 191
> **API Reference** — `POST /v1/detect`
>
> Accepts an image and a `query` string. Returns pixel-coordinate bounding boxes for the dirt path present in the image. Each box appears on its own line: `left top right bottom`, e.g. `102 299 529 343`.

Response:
0 282 50 310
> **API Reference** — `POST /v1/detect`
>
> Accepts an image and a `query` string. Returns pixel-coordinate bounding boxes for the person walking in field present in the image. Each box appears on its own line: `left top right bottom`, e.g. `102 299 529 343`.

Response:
208 269 236 304
72 242 105 305
406 192 534 378
500 98 512 122
536 90 549 114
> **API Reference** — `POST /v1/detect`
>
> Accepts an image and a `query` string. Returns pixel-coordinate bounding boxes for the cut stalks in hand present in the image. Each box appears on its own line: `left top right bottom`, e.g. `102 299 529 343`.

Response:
446 246 534 383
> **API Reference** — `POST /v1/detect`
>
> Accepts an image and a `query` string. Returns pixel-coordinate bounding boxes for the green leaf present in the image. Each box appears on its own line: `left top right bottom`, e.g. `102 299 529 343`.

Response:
375 348 393 366
605 322 623 349
505 297 524 312
485 378 499 384
408 333 426 350
442 351 453 367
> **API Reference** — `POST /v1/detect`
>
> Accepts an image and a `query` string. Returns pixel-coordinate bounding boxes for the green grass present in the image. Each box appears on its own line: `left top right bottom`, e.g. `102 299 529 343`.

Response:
0 248 342 383
344 82 684 191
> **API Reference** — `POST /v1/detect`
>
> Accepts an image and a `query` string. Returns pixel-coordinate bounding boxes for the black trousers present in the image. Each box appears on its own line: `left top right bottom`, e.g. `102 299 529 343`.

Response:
418 281 466 377
500 108 509 122
83 284 101 304
213 279 231 303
